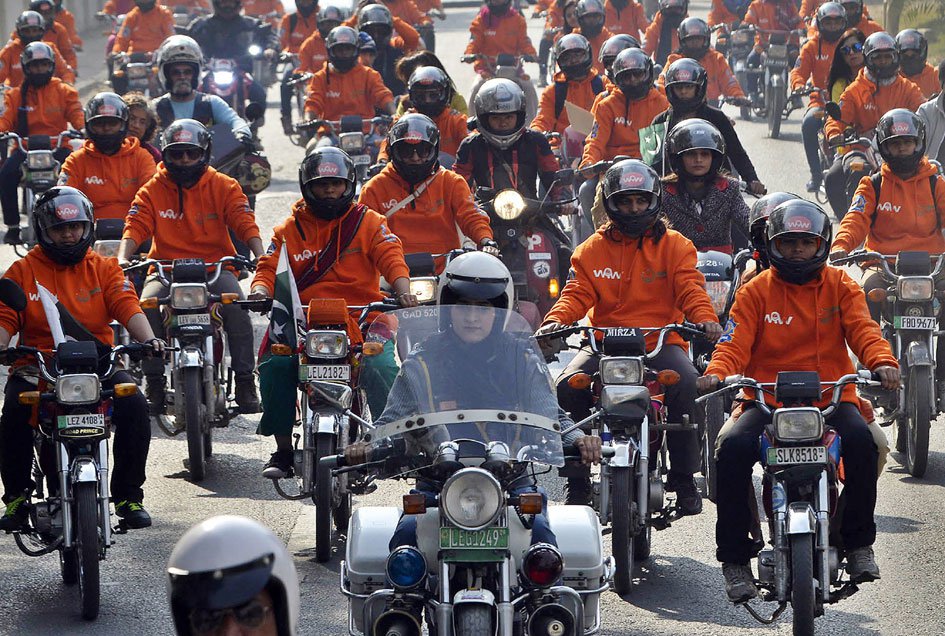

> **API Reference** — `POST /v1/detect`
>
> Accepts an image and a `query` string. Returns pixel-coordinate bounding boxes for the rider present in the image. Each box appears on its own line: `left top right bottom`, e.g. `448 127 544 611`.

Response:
742 0 803 101
0 10 75 86
643 0 688 67
538 159 722 510
0 42 83 245
573 0 614 76
248 147 418 478
530 34 608 137
58 92 157 222
357 3 414 96
110 0 174 58
124 91 162 162
296 5 347 77
698 199 898 602
389 66 469 158
604 0 648 43
465 0 539 109
825 28 865 104
837 0 882 37
394 51 469 116
659 17 748 107
0 187 161 531
50 1 83 51
115 119 265 415
597 32 640 87
168 515 299 636
25 0 77 73
917 60 945 165
277 0 319 135
896 29 939 100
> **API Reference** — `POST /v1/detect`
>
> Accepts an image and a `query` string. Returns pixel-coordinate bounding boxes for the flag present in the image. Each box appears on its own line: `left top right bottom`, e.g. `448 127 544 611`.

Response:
36 282 107 349
639 121 667 168
267 240 305 349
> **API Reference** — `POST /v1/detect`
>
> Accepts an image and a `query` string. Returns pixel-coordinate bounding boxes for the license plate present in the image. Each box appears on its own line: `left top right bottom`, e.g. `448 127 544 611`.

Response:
766 446 827 465
894 316 936 330
57 413 105 429
299 364 351 382
439 526 509 550
351 154 371 165
177 313 211 326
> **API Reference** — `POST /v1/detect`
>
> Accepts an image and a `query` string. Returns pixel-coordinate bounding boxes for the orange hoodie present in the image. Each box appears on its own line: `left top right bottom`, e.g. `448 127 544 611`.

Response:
789 33 834 107
0 247 143 359
380 0 431 26
705 266 897 407
744 0 802 49
0 37 76 85
824 71 925 141
304 63 394 121
0 77 84 145
244 0 284 25
59 137 157 221
532 70 607 133
252 200 409 306
342 15 422 51
122 164 261 262
112 5 175 55
661 49 746 101
832 159 945 255
465 8 537 76
605 0 648 40
358 163 492 258
708 0 742 26
54 8 83 49
901 63 940 100
297 31 327 74
35 22 77 72
580 86 669 166
279 9 318 54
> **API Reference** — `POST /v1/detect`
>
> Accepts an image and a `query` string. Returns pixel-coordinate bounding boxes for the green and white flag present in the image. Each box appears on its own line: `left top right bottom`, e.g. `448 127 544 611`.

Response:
639 121 667 167
267 241 305 349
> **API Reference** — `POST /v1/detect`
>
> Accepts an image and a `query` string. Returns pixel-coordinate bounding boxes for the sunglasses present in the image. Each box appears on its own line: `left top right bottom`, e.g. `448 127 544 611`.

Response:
393 143 435 161
840 42 864 55
165 147 204 162
189 599 272 634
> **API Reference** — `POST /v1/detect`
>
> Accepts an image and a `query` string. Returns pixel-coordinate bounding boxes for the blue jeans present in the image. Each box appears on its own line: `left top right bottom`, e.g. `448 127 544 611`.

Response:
801 108 824 182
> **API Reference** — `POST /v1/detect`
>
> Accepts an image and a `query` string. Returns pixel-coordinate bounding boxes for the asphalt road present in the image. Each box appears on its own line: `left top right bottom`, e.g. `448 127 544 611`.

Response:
1 2 944 635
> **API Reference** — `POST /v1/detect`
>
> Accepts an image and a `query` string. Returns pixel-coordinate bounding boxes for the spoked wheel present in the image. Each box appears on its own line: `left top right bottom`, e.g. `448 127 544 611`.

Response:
610 466 635 595
183 367 206 482
703 395 725 502
905 366 931 477
314 433 337 562
790 533 815 636
75 482 101 621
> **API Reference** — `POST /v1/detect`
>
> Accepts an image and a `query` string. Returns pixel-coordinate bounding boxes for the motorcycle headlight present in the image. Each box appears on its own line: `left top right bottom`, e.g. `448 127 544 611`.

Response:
339 132 364 153
441 468 503 530
56 374 101 405
170 283 209 310
410 277 437 303
126 64 149 79
27 151 54 170
493 189 526 221
599 356 644 385
773 407 823 442
248 44 262 57
732 30 752 45
705 281 731 316
304 330 348 359
213 70 235 86
898 276 933 301
93 240 121 258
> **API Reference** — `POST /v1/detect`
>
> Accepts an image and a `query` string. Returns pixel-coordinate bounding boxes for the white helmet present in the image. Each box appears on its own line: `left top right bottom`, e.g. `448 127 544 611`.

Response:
167 515 299 636
437 251 513 310
156 34 203 91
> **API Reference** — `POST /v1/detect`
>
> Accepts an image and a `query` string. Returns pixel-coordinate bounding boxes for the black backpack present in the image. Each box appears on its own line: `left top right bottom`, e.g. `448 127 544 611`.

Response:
554 75 605 120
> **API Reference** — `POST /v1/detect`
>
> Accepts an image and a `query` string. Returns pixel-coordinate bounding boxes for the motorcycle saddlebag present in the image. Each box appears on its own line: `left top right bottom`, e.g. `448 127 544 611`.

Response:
345 506 401 633
549 506 606 634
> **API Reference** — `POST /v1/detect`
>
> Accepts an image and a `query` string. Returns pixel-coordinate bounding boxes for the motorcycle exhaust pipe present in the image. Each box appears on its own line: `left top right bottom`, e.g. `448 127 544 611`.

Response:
527 603 575 636
372 609 421 636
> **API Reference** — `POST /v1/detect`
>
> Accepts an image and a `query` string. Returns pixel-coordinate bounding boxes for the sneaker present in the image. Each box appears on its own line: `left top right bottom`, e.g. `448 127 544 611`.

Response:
722 562 759 603
3 226 20 245
262 449 295 479
235 375 260 414
115 500 152 529
671 473 703 516
564 476 592 506
0 494 30 532
846 546 880 583
806 176 822 193
145 375 166 417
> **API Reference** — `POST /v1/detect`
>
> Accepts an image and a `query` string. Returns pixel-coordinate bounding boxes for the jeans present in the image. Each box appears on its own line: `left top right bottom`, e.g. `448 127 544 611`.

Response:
746 50 762 96
801 108 824 182
715 402 877 564
1 148 72 226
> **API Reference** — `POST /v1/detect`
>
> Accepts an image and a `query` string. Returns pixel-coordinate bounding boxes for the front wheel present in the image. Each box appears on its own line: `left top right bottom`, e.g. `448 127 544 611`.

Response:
905 366 931 477
182 367 206 482
766 80 785 139
790 533 815 636
454 603 493 636
735 69 750 120
703 396 724 502
75 481 101 621
610 466 635 595
314 433 337 563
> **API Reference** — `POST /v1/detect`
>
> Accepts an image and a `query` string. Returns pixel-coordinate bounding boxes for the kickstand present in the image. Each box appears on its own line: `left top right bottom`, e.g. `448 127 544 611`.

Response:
827 580 860 604
740 599 787 625
113 520 129 535
153 414 184 437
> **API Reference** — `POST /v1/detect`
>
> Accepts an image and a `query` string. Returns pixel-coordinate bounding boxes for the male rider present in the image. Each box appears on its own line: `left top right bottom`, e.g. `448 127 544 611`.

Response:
277 0 319 135
0 10 75 86
897 29 939 100
643 0 688 67
111 0 174 58
25 0 77 72
531 34 608 137
659 17 748 106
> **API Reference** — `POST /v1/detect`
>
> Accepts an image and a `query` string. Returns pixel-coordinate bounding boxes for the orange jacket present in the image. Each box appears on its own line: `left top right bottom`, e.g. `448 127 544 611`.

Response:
824 71 926 141
59 137 157 221
414 0 443 13
901 64 940 100
252 199 409 306
789 33 834 107
808 13 882 38
279 9 319 54
54 8 83 48
798 0 874 19
661 49 746 100
0 247 143 358
581 86 669 166
542 1 565 31
832 159 945 255
643 12 682 59
381 0 431 26
359 163 493 258
244 0 285 24
705 266 897 407
744 0 802 49
532 70 607 133
123 164 261 262
39 22 77 72
380 106 469 159
465 8 537 76
544 226 717 350
297 31 327 74
112 5 175 55
574 26 614 76
342 15 421 51
0 37 76 85
0 77 84 143
708 0 742 26
604 0 648 40
304 63 394 121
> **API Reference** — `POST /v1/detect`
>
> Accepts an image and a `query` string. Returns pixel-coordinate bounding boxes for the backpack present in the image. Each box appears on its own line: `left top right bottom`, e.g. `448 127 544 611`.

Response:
554 75 605 120
869 172 941 229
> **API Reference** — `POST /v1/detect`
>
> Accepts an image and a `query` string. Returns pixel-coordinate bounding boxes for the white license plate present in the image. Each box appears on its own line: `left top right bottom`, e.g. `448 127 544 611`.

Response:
351 154 371 165
57 413 105 428
300 364 351 382
177 313 211 326
894 316 936 330
766 446 827 466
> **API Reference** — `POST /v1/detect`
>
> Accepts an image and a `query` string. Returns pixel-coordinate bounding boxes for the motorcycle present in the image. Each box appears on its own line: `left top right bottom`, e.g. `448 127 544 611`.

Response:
248 22 278 88
822 101 881 221
714 22 756 121
109 51 160 98
697 371 884 635
418 9 445 53
328 307 613 636
295 115 391 185
834 250 945 478
463 53 540 123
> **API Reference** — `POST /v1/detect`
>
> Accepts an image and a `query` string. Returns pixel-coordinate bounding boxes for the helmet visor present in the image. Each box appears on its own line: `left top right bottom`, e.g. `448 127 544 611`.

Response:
391 140 436 163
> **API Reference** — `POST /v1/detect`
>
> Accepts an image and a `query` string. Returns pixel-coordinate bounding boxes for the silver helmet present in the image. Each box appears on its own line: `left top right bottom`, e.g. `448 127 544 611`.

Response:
474 78 527 150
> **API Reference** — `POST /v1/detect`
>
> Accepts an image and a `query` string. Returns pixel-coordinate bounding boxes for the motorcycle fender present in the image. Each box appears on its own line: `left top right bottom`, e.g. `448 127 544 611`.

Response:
734 60 746 73
316 412 339 435
453 588 496 606
610 441 633 468
905 340 933 368
71 458 99 484
177 347 203 368
769 73 783 88
785 502 816 535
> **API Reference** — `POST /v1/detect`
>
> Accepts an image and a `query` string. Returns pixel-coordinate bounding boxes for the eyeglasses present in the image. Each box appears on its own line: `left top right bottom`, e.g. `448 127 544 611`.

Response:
188 599 272 634
165 147 204 162
840 42 864 55
393 143 435 162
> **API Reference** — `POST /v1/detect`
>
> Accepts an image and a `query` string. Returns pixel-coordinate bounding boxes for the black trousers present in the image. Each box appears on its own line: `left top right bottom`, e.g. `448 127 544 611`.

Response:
715 402 877 564
0 371 151 504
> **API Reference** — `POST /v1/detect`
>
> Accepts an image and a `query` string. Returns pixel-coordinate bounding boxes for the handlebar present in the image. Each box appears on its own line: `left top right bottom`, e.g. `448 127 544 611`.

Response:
122 255 256 287
0 130 83 150
2 342 161 384
536 322 707 361
832 250 945 281
294 116 392 133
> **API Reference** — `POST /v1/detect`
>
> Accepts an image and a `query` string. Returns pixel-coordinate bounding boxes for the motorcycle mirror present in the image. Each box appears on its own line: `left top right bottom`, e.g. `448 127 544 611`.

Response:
554 168 574 185
824 101 842 122
0 279 27 312
244 102 265 123
466 116 478 132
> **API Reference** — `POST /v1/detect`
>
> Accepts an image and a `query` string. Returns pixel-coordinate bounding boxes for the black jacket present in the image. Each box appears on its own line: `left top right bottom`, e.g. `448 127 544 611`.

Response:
454 129 559 199
187 15 278 73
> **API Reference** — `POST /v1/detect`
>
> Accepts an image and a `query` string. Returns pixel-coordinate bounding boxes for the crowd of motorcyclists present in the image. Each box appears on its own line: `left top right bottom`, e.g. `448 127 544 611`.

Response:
0 0 941 633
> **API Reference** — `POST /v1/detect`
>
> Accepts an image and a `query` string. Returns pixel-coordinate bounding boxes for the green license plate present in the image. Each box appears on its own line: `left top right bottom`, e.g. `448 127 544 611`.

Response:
766 446 827 466
439 526 509 550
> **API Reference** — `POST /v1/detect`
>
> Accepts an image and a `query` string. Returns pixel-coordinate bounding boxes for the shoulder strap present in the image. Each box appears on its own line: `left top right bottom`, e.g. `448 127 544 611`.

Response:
385 171 440 218
591 75 604 95
155 97 175 129
193 93 214 126
554 81 568 120
869 173 882 228
289 12 298 34
294 204 367 291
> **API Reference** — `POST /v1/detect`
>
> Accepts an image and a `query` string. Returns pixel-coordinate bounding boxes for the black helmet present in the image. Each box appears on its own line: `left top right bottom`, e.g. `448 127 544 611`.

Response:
748 192 801 269
326 26 360 73
28 0 54 25
21 41 55 87
85 92 129 156
659 0 688 27
599 34 640 81
357 4 394 48
665 118 725 181
677 17 711 59
473 78 527 150
15 11 45 45
212 0 242 20
317 5 346 38
896 29 928 77
765 200 832 285
555 33 593 79
575 0 605 38
33 186 95 266
485 0 514 17
839 0 862 27
815 2 846 43
602 159 662 237
161 118 212 187
612 47 653 100
299 147 357 220
876 108 926 176
388 113 440 186
864 31 899 81
663 57 708 112
407 66 453 118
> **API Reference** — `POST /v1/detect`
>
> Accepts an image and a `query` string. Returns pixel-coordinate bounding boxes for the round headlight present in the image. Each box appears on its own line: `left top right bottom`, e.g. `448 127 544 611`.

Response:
386 546 427 590
441 468 503 530
493 189 526 221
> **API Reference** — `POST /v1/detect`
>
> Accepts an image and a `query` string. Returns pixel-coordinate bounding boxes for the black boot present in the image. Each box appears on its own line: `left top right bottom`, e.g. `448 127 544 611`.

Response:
565 476 593 506
235 374 260 414
669 472 702 516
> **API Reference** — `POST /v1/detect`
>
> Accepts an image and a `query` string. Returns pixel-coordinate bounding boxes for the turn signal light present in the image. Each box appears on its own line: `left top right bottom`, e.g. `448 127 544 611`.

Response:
271 343 293 356
220 293 238 304
657 369 680 386
518 492 543 515
521 543 563 587
113 383 138 398
362 342 385 357
866 288 887 303
548 278 560 298
567 373 592 390
403 493 427 514
18 391 40 405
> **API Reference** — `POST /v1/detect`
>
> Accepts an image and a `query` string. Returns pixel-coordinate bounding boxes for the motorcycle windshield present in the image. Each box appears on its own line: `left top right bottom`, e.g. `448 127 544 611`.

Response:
363 307 565 478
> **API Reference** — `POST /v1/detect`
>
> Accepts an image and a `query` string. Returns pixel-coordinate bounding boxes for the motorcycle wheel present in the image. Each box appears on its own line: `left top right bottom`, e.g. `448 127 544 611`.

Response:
314 433 336 563
75 481 101 621
790 533 815 636
703 396 724 503
633 512 652 562
766 83 785 139
905 366 931 477
60 546 78 585
183 367 206 482
736 70 750 120
454 603 493 636
611 466 635 595
204 431 213 458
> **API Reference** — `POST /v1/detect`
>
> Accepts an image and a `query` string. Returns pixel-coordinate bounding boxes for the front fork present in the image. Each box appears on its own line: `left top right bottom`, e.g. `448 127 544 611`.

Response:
58 439 110 549
770 472 831 603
